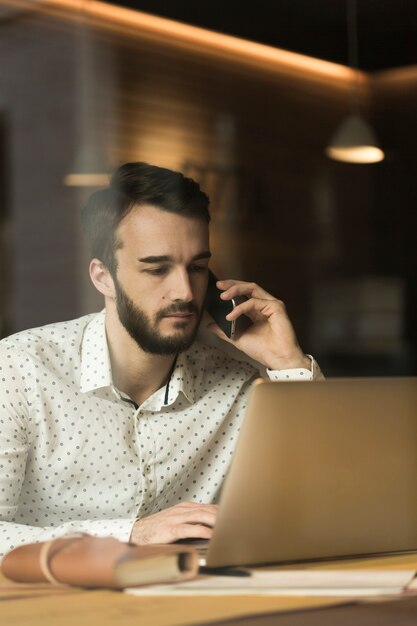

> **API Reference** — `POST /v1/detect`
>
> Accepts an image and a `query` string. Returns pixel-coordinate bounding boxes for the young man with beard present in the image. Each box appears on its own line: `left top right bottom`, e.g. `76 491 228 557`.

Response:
0 163 321 557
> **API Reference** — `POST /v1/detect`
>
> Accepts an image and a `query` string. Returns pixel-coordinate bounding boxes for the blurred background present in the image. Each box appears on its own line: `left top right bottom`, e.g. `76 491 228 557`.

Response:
1 0 417 376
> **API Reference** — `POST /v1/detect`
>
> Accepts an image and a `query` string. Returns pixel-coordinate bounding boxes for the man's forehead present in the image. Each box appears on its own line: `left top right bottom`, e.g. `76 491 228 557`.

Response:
115 203 209 256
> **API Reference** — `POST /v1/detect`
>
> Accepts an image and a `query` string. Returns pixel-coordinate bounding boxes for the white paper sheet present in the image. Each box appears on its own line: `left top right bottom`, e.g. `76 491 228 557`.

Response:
125 569 416 597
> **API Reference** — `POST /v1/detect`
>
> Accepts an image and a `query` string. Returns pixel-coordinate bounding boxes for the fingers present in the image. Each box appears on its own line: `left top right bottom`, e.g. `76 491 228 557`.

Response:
226 297 285 323
131 502 219 545
133 521 213 545
217 279 276 302
206 321 232 343
162 502 218 528
169 523 214 543
173 502 218 516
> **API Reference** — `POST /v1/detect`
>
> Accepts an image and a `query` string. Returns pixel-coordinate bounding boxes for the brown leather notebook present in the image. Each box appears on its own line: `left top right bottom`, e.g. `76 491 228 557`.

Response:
1 535 199 589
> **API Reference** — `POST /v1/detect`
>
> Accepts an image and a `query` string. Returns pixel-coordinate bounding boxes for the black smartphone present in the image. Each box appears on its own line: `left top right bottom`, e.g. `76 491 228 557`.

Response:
205 270 252 339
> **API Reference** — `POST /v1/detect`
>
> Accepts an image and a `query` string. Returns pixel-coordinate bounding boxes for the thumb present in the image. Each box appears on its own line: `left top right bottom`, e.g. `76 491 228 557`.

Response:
206 322 232 343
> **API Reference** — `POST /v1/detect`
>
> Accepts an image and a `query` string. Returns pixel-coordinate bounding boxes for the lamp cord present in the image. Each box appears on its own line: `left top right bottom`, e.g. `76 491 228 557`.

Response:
347 0 360 113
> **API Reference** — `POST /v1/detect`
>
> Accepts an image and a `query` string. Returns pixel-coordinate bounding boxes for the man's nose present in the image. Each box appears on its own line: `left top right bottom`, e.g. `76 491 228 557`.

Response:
170 268 193 302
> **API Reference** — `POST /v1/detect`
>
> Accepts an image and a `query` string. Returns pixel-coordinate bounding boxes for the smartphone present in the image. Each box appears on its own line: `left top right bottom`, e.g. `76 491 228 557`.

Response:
205 270 252 340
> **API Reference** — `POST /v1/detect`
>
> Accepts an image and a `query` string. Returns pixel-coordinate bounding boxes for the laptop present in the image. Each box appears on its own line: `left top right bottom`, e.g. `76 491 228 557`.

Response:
202 377 417 568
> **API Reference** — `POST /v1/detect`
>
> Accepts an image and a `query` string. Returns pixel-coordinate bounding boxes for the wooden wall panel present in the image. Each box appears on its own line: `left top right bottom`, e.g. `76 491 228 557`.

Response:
1 5 416 374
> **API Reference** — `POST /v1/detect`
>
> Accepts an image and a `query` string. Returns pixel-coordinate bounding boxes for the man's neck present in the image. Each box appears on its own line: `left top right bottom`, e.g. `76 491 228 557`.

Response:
104 308 176 407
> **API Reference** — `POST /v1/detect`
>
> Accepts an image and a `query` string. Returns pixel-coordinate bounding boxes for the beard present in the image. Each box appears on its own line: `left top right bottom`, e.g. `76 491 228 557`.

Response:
113 277 203 355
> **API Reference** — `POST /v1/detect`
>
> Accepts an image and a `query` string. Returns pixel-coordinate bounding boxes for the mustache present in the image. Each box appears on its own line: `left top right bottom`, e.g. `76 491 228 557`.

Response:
156 302 199 320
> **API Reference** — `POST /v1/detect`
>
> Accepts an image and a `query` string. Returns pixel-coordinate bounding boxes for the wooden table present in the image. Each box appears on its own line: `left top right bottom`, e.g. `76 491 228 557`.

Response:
2 553 417 626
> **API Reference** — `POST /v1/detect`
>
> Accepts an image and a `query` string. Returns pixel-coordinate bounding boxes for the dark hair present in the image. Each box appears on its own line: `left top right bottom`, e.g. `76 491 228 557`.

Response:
81 162 210 275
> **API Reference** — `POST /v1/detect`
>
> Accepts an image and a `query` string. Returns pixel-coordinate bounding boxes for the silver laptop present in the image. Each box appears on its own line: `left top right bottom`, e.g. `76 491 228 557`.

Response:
204 377 417 568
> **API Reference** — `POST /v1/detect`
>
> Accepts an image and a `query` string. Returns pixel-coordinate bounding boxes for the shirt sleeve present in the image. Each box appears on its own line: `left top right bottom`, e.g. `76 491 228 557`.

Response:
0 343 136 559
0 423 136 558
266 355 324 381
0 519 136 559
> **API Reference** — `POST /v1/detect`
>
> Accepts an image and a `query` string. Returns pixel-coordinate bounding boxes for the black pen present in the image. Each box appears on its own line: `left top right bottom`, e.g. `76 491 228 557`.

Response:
199 566 251 577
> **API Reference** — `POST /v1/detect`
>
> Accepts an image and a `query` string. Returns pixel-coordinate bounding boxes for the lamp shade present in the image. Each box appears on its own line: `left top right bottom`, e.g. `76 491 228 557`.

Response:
325 113 384 164
63 144 109 187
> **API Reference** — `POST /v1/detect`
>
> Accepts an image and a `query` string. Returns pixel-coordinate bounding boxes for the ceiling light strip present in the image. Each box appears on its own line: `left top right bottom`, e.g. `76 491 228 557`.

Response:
37 0 360 86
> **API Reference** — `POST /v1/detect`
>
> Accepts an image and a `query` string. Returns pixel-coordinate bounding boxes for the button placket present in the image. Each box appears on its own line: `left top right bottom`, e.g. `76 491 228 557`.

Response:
135 410 157 516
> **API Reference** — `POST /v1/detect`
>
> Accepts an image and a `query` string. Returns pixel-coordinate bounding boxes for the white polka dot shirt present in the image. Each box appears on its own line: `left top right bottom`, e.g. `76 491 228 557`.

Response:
0 310 321 557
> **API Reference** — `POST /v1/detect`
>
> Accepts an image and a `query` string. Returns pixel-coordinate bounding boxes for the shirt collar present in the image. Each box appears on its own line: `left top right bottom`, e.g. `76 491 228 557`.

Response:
79 309 196 405
163 350 195 406
79 310 113 393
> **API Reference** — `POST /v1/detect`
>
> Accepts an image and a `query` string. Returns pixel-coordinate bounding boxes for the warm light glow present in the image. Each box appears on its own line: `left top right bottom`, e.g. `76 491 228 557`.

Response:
325 113 385 164
372 65 417 87
325 146 385 164
63 173 109 186
37 0 360 87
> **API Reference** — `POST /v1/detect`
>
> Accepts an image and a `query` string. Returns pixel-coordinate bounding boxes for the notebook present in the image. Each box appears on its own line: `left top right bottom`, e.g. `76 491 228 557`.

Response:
203 377 417 568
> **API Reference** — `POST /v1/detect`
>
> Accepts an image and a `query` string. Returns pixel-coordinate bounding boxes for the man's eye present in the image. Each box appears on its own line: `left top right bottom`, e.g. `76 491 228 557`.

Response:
190 265 208 273
146 267 168 276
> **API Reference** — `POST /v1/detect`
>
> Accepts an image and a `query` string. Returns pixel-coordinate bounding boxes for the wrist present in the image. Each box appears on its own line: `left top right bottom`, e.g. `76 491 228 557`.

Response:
129 518 142 544
266 352 311 372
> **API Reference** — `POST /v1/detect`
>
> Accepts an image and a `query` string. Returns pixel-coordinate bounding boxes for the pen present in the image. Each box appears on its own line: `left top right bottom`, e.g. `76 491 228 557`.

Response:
199 566 251 577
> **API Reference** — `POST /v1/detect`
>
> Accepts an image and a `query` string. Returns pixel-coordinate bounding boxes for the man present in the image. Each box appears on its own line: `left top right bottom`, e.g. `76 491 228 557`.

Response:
0 162 321 557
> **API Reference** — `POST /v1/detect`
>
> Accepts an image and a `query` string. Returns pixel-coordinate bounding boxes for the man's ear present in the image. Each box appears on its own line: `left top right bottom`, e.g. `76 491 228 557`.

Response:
89 259 116 299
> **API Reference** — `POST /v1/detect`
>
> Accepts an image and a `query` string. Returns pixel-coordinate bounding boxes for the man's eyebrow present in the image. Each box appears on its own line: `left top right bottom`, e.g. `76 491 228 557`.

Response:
138 255 172 264
138 251 212 264
191 251 212 261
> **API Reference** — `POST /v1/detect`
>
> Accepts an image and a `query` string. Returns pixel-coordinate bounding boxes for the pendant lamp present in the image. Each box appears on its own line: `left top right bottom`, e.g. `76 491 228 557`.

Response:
64 0 109 187
325 0 384 164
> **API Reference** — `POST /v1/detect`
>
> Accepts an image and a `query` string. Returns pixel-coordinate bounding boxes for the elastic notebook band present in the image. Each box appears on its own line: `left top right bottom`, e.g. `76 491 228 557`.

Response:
38 533 88 586
39 539 65 585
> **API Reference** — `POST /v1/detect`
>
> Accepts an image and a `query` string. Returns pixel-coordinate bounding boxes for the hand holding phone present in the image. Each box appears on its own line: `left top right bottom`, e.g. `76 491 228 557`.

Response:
205 275 311 371
205 270 252 340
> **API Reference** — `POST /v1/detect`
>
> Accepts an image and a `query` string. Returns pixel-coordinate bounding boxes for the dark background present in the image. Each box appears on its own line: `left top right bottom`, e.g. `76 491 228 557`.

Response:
0 0 416 376
115 0 417 71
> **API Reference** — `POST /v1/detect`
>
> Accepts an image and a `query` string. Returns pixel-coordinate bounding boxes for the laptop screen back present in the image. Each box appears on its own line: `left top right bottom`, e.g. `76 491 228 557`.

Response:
206 378 417 567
